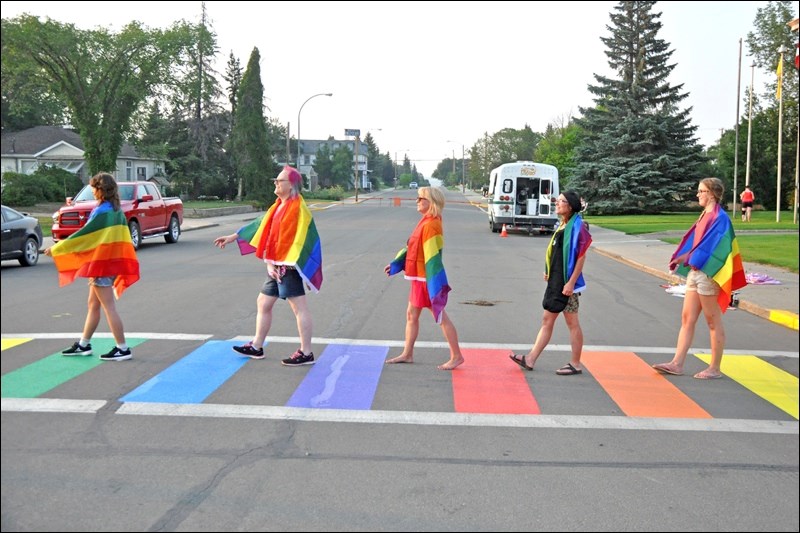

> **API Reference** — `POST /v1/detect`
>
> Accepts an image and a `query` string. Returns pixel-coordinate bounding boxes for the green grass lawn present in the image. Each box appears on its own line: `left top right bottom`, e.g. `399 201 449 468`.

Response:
587 211 799 273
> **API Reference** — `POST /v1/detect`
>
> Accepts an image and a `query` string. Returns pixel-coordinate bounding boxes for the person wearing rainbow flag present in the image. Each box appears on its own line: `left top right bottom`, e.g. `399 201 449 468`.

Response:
45 172 139 362
384 186 464 370
214 166 323 366
509 190 592 376
653 177 747 380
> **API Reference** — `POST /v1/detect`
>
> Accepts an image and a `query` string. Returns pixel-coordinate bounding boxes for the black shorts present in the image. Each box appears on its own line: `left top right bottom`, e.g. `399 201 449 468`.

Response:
741 202 753 209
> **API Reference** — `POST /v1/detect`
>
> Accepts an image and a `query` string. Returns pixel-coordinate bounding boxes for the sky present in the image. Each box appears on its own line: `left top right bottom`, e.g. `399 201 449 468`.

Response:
2 1 788 177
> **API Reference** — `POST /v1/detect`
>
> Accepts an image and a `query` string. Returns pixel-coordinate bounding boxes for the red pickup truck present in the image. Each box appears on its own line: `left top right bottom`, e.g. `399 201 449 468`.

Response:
52 181 183 250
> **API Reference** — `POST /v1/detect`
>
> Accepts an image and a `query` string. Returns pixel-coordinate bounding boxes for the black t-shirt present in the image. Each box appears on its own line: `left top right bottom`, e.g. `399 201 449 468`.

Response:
542 228 569 312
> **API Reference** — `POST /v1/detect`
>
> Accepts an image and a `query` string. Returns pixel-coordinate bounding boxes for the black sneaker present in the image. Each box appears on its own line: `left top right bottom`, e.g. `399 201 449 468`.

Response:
232 342 264 359
99 346 132 361
62 342 92 356
281 349 315 366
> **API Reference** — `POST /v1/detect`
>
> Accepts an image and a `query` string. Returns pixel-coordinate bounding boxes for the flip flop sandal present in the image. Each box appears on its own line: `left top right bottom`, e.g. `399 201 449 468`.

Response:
556 363 583 375
509 354 533 371
653 363 683 376
693 371 723 380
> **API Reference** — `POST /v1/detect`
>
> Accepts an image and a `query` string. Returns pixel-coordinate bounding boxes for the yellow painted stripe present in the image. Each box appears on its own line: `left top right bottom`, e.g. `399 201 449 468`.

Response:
769 310 799 331
1 338 32 351
696 353 799 419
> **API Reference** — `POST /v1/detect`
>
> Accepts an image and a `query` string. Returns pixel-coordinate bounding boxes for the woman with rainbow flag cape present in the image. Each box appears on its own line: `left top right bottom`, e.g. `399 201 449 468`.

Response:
653 177 747 380
384 186 464 370
45 172 139 362
214 166 322 366
509 190 592 376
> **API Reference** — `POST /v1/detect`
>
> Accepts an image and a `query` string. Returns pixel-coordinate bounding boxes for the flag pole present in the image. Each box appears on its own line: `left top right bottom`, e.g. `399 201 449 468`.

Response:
733 38 742 218
776 47 787 223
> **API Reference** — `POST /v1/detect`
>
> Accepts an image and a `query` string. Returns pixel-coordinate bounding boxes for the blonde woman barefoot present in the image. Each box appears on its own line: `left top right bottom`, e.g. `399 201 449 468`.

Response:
384 187 464 370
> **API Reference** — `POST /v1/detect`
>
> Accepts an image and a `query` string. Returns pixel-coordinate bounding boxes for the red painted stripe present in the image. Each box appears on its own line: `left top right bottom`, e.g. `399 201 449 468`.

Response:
582 351 711 418
452 349 540 414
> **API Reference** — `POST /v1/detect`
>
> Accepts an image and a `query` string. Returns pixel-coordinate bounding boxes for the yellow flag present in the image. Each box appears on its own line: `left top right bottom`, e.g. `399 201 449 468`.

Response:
776 55 783 100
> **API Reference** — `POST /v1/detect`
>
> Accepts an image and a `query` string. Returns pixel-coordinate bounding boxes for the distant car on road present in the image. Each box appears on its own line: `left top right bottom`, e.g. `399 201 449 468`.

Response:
1 205 44 267
409 182 418 189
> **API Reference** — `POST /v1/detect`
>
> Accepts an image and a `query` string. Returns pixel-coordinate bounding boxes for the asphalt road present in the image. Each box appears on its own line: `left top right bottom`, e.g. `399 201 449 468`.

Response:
2 188 798 532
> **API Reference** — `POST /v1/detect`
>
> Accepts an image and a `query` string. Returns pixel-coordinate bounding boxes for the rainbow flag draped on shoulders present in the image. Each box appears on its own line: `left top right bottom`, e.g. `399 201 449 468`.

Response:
388 215 451 323
671 203 747 313
544 213 592 293
235 195 323 292
49 201 139 299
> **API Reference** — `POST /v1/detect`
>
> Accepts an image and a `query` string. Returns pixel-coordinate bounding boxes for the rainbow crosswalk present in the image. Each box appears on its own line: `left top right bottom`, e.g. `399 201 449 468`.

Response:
1 336 797 429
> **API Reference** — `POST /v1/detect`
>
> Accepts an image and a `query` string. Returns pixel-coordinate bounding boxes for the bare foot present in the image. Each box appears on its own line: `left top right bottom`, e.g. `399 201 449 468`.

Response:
437 357 464 370
386 355 413 364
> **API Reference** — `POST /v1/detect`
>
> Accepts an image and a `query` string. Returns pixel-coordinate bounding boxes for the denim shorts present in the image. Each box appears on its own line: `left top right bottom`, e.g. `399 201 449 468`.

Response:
686 269 720 297
260 268 306 299
89 276 115 287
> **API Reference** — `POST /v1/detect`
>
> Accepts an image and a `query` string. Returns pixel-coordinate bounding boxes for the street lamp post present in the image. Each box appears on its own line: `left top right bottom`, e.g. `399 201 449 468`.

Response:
296 92 332 174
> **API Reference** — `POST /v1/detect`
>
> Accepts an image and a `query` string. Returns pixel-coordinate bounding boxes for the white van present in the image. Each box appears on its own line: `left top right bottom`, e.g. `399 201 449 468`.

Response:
487 161 559 234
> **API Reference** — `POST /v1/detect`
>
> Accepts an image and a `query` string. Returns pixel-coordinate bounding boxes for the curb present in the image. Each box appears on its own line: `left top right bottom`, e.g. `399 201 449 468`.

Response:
591 247 799 331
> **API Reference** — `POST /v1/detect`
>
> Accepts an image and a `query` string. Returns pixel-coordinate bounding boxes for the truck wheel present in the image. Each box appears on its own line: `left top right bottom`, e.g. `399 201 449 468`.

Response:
164 215 180 244
19 236 40 266
128 220 141 250
490 219 499 233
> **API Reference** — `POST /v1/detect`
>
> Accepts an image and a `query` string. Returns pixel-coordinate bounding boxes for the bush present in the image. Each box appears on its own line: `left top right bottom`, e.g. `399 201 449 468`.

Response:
304 185 346 201
1 166 83 206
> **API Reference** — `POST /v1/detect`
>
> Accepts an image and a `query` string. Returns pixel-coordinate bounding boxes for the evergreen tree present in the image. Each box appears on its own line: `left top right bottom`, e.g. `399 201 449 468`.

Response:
313 144 333 187
572 1 706 214
229 47 277 205
222 51 243 198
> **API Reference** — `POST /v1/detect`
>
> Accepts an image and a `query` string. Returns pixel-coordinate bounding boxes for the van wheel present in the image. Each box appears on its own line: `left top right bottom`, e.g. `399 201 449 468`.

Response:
490 220 500 233
164 215 180 244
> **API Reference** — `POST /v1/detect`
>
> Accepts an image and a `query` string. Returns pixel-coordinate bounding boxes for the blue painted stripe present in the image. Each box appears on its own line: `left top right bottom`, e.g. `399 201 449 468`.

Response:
286 343 388 409
120 340 249 403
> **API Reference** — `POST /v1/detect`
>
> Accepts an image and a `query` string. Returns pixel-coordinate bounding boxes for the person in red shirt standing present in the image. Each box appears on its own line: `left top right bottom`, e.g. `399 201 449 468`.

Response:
739 185 755 222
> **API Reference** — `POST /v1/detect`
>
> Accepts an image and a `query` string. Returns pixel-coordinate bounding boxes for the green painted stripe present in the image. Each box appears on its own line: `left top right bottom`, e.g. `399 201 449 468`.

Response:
1 338 147 398
695 353 799 419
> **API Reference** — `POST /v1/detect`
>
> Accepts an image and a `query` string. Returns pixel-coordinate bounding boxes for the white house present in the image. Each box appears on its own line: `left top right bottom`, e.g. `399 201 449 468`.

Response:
1 125 166 185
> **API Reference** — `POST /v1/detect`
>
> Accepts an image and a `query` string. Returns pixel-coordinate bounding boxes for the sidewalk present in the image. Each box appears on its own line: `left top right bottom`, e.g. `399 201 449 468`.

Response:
589 226 798 330
459 189 799 331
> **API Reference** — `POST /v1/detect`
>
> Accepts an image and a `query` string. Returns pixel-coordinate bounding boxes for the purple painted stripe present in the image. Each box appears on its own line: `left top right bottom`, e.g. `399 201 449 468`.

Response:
285 343 388 409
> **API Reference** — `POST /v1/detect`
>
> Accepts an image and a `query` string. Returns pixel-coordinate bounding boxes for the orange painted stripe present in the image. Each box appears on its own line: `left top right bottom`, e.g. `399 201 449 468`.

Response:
452 349 540 414
582 351 711 418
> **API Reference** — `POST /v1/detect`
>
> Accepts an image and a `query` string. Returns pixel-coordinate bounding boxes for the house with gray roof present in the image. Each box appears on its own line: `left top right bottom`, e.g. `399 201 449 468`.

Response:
1 126 166 187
